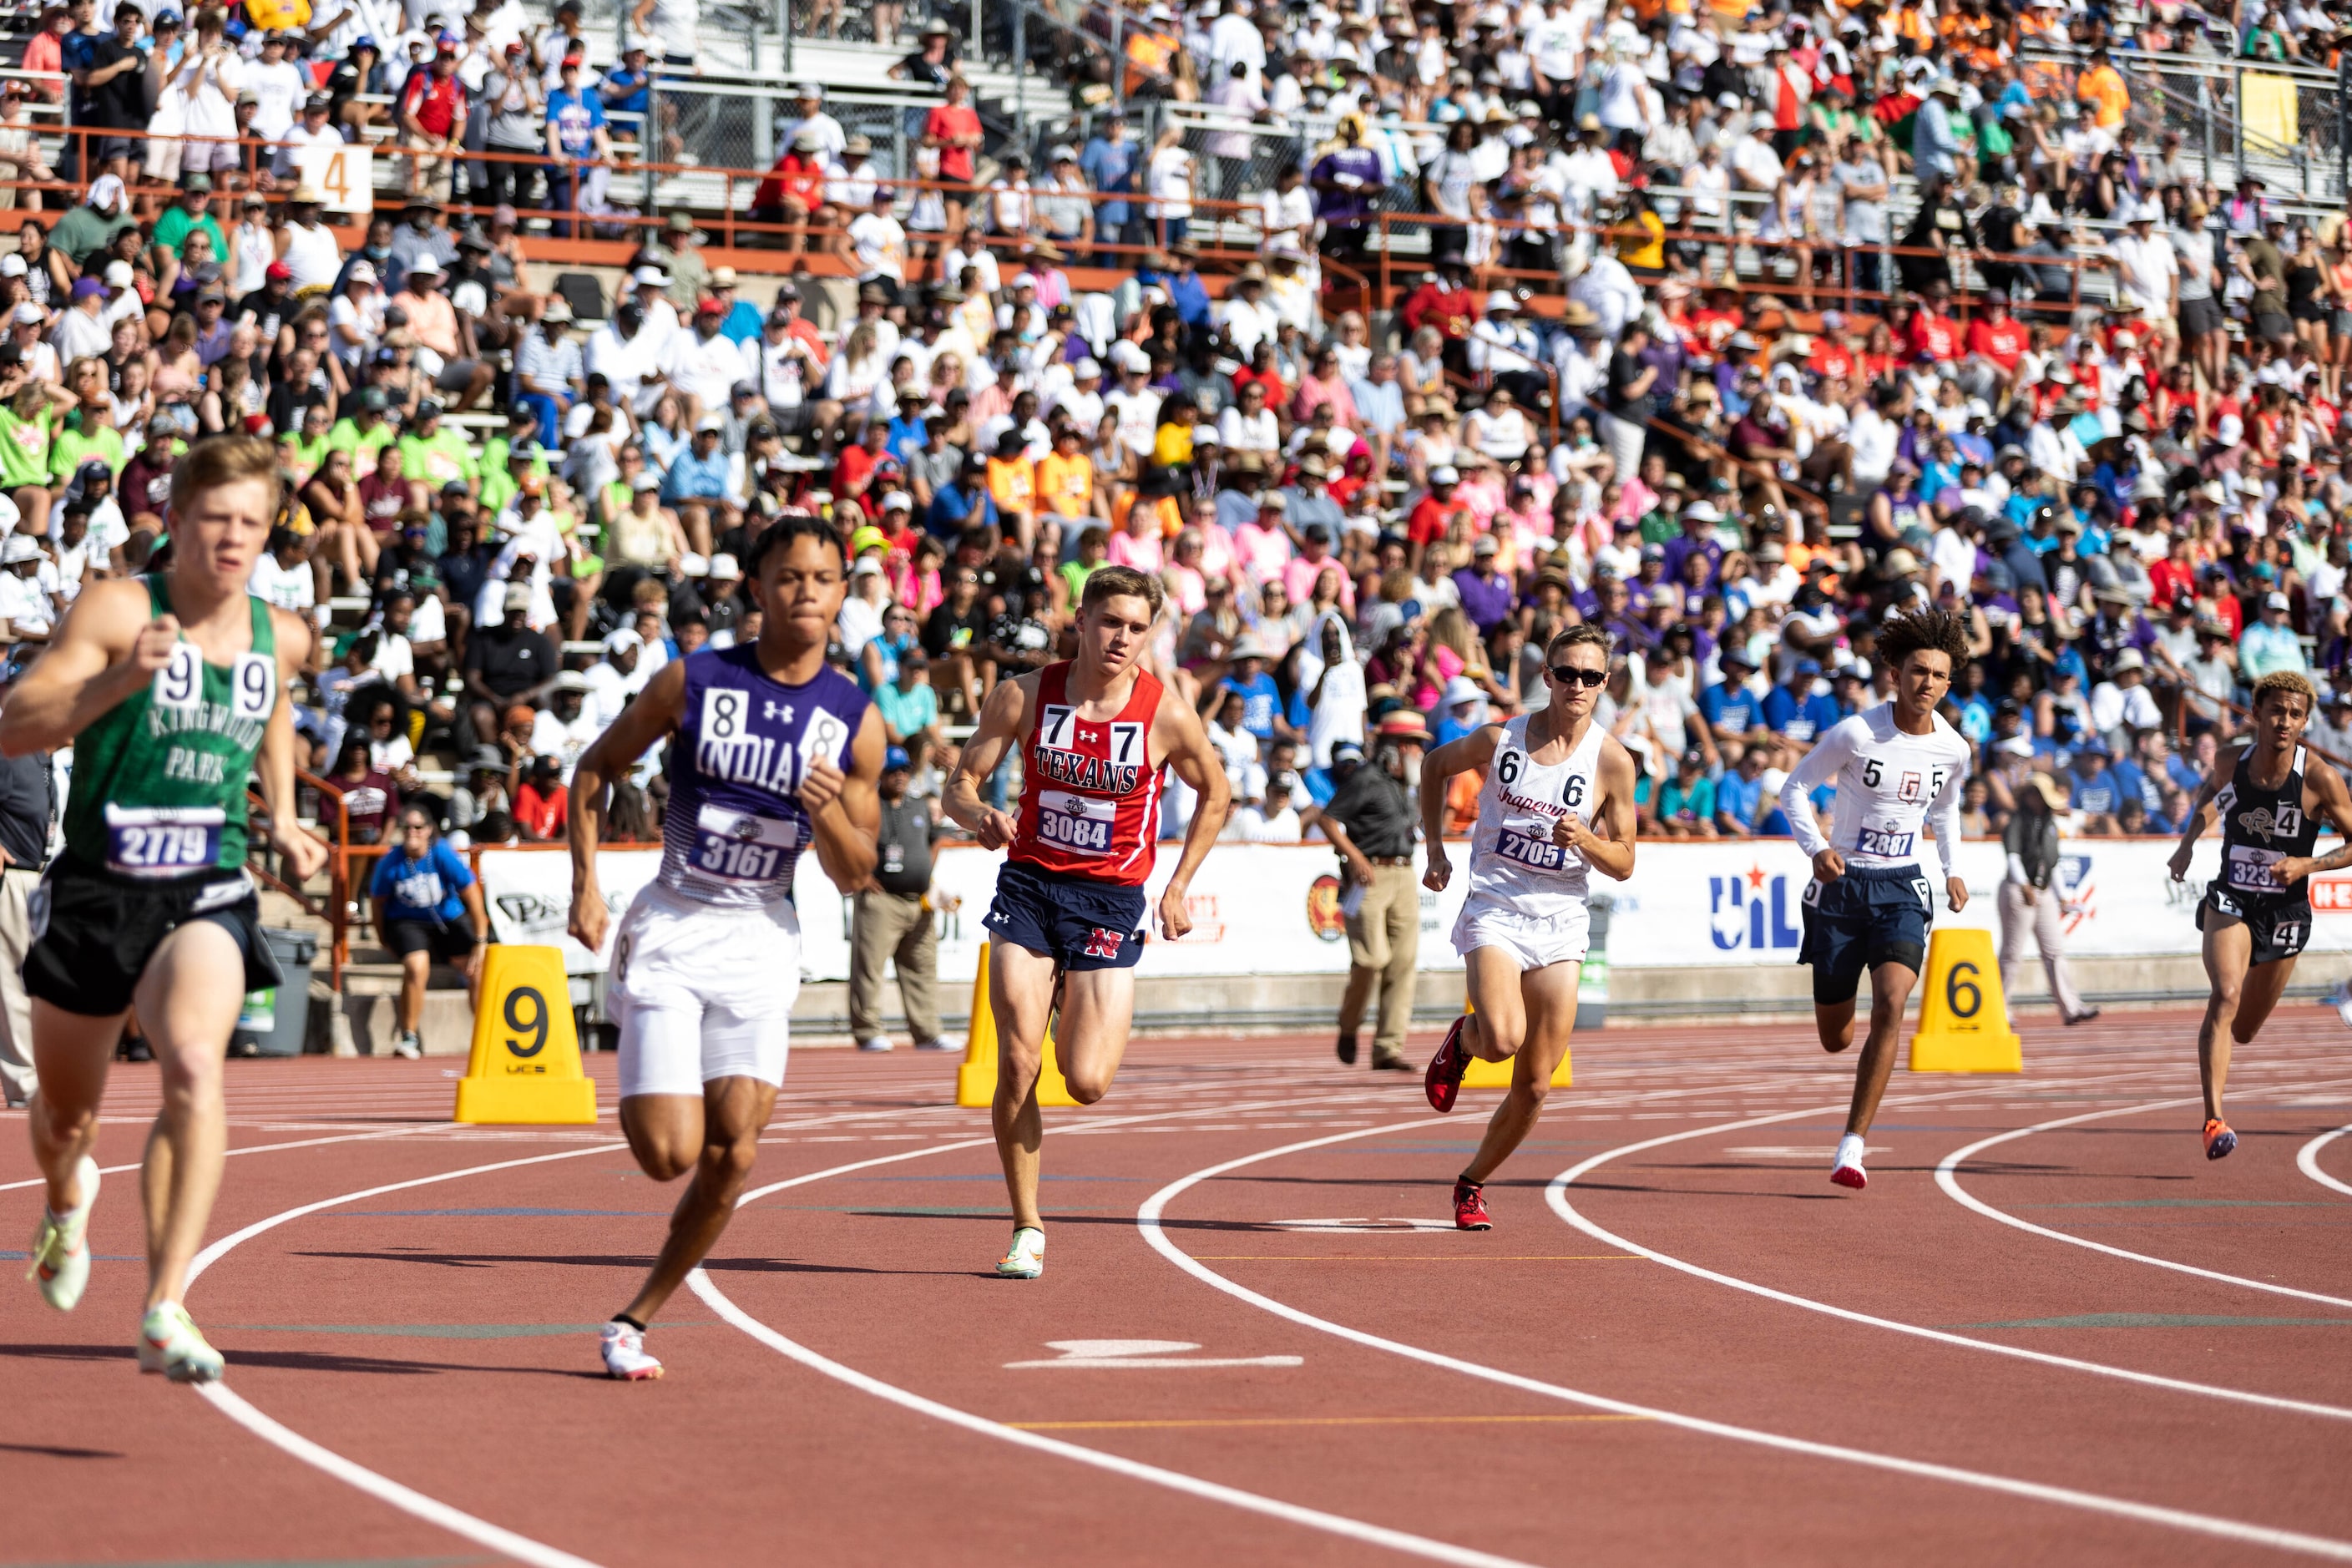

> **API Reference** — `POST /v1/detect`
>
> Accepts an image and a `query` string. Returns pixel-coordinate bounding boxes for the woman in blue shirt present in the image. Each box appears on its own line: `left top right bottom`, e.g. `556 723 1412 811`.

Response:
368 807 490 1060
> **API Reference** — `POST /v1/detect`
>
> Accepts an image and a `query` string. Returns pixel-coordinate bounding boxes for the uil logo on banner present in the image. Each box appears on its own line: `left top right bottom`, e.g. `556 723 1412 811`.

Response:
1709 866 1804 953
1305 874 1348 942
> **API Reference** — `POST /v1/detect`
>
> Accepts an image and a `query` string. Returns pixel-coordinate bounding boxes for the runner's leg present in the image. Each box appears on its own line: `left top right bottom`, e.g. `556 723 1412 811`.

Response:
1841 960 1920 1140
1460 944 1524 1062
1055 966 1136 1105
131 920 246 1310
2198 918 2253 1122
989 940 1061 1232
2228 954 2296 1047
27 1001 120 1213
1459 960 1578 1186
618 1075 778 1325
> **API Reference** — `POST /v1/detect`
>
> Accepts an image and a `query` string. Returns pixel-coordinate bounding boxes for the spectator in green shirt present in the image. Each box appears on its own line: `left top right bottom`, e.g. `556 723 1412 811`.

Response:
48 396 124 484
327 387 399 464
149 175 226 271
396 399 477 493
48 174 136 271
1656 749 1718 837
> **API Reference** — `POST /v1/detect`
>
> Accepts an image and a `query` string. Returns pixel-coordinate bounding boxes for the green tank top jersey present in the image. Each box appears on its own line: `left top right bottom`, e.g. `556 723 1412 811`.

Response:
63 575 278 881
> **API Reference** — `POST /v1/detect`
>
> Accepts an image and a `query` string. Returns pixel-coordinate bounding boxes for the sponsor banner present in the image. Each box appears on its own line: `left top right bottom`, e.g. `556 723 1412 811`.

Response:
477 837 2252 983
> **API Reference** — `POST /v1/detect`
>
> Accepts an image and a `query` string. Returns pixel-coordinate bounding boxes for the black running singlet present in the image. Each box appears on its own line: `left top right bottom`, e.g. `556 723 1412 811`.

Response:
2213 744 2321 901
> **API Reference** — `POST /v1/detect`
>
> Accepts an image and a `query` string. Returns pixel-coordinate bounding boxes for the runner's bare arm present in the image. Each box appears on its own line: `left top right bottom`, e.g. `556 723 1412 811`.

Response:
567 656 686 953
942 672 1032 849
2274 763 2352 885
2167 743 2246 882
1560 734 1638 881
1152 680 1231 942
800 704 884 890
1419 723 1503 893
0 578 169 756
262 606 326 882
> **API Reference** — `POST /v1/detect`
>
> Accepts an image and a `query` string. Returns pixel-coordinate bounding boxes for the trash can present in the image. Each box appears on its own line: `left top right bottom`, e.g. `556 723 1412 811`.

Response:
233 928 319 1058
1576 897 1611 1032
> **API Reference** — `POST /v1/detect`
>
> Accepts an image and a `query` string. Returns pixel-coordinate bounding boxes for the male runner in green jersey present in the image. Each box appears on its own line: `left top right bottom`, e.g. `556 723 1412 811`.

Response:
3 433 326 1383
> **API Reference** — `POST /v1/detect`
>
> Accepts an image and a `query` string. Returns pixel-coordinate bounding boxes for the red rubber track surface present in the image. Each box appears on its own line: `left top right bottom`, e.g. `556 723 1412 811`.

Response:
6 1009 2351 1566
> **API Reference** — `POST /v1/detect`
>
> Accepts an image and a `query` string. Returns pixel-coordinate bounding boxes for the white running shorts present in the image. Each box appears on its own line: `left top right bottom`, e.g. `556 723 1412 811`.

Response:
611 881 802 1099
1450 894 1591 974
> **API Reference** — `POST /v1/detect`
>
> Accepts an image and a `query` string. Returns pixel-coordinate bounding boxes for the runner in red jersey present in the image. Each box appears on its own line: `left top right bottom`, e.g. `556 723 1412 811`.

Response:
944 565 1230 1279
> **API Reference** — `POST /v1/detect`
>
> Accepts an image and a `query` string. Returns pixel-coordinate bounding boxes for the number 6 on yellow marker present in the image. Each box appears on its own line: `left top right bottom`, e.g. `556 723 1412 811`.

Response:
454 945 599 1123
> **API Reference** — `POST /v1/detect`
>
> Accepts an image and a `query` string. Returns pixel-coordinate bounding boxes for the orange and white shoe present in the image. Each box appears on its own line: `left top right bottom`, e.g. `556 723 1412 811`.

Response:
599 1319 663 1380
26 1156 99 1312
1829 1133 1869 1191
2203 1119 2238 1161
995 1227 1045 1279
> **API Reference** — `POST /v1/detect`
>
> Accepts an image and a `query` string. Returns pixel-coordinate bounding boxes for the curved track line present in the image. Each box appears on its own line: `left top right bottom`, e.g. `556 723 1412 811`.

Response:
2299 1125 2352 1200
697 1094 1545 1568
1937 1098 2352 1312
1137 1119 2352 1562
180 1090 1440 1568
1545 1101 2352 1423
0 1121 458 1194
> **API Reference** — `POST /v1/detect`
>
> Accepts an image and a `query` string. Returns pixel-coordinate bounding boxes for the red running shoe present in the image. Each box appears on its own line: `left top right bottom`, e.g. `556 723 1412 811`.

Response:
1425 1015 1470 1112
1453 1179 1492 1231
2204 1118 2238 1161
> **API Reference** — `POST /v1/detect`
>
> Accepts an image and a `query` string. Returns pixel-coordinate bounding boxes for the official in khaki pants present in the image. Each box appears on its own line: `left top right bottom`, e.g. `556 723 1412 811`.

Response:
1319 716 1432 1071
1998 771 2100 1026
851 746 953 1053
0 738 54 1108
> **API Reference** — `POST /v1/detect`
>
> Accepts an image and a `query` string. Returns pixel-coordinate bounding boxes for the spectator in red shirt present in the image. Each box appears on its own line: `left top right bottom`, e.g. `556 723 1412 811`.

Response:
1806 314 1857 382
751 127 832 253
1406 463 1469 568
397 39 465 203
1964 295 2027 389
515 754 569 841
1906 279 1963 363
833 418 893 508
1399 259 1478 372
924 74 983 245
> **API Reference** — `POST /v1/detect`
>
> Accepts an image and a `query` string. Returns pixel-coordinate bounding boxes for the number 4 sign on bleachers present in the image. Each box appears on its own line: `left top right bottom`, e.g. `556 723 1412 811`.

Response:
293 143 373 215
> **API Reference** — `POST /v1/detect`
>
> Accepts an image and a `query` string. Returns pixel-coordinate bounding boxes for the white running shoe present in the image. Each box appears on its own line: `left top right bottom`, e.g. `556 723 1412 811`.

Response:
392 1031 422 1060
27 1156 99 1311
914 1035 959 1052
138 1302 225 1383
856 1037 893 1052
1829 1133 1869 1191
599 1320 663 1380
996 1227 1045 1279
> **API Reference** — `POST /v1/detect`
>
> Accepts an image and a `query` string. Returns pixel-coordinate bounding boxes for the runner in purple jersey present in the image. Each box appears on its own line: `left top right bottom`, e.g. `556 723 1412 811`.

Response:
569 516 883 1379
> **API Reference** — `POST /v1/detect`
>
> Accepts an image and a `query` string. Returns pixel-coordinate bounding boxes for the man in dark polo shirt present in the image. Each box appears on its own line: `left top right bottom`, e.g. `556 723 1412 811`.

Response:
849 746 952 1054
1318 711 1431 1072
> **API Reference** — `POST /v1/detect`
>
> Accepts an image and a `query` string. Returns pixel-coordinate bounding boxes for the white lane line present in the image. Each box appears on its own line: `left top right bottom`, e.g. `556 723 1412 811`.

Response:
1137 1119 2352 1563
1546 1100 2352 1424
2299 1125 2352 1201
694 1091 1544 1568
1937 1097 2352 1313
186 1141 634 1568
0 1122 456 1194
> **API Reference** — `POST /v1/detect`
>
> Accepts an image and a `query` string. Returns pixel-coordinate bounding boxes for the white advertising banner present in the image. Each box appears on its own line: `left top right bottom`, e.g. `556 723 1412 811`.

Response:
476 835 2327 984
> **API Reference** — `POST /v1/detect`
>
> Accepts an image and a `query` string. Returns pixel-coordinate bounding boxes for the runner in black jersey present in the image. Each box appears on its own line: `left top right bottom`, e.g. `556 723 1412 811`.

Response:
2169 671 2352 1161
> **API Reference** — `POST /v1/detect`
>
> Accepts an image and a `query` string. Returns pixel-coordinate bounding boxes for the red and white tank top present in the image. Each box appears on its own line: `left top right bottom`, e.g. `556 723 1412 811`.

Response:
1010 661 1165 886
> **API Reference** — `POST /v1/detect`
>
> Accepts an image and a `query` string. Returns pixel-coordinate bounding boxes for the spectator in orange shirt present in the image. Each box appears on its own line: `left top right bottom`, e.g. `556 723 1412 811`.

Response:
1034 424 1100 524
514 754 569 841
2076 47 2130 132
984 428 1037 550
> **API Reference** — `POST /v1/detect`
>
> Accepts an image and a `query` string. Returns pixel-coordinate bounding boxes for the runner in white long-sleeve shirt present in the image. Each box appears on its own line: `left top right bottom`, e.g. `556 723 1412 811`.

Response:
1776 611 1974 1191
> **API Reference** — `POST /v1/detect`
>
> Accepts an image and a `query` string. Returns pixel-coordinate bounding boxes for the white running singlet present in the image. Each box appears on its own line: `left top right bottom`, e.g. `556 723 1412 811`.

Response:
1777 702 1971 876
1451 712 1605 972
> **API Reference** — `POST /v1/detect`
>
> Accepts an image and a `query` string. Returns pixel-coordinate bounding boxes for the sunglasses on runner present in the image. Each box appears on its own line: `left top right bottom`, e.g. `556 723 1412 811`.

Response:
1548 665 1608 689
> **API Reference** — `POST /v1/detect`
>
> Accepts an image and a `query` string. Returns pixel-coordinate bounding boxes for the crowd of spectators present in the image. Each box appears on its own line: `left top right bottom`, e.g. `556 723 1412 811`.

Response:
1 0 2349 895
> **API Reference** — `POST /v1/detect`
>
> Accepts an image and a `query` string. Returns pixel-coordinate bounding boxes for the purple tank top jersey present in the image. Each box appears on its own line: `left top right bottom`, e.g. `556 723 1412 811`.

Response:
656 645 871 908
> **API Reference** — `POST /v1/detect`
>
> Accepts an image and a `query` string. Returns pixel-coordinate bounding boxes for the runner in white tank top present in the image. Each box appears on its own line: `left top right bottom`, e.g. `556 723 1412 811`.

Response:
1414 624 1639 1232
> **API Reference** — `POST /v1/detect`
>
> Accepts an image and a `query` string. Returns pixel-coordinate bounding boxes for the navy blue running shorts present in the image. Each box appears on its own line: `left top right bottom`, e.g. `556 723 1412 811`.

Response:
984 859 1149 972
1798 862 1932 1005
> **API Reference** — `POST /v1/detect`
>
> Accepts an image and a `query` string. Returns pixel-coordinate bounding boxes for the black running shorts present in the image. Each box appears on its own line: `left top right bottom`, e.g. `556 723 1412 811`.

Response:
23 857 283 1018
